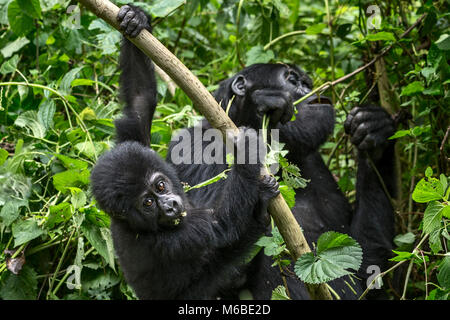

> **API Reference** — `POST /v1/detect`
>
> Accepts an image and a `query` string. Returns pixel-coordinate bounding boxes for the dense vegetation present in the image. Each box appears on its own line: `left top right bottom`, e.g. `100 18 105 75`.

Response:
0 0 448 300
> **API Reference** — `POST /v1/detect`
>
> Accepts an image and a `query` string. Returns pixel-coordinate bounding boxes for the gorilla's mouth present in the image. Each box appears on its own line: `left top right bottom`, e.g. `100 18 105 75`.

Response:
159 211 187 228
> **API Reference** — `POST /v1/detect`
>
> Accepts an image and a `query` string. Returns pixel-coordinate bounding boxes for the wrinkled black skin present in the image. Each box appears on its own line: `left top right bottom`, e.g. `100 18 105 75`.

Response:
116 4 397 300
90 5 280 300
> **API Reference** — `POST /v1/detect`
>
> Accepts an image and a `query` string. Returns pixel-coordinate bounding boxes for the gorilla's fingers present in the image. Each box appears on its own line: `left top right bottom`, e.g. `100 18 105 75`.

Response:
120 11 135 31
125 17 139 36
117 5 131 21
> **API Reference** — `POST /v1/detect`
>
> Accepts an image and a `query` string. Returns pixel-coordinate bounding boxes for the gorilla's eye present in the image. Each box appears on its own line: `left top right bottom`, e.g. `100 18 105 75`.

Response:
286 71 299 86
156 181 165 192
143 198 154 207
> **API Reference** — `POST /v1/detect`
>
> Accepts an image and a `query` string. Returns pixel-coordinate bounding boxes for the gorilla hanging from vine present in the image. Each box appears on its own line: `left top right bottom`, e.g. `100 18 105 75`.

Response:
93 4 397 300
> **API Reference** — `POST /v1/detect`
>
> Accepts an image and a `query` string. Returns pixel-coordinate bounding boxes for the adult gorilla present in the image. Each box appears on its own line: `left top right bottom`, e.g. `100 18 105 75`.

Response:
116 4 396 299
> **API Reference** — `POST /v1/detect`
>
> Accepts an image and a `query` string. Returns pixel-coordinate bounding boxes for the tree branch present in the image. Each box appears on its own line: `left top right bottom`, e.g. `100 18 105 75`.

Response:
76 0 333 299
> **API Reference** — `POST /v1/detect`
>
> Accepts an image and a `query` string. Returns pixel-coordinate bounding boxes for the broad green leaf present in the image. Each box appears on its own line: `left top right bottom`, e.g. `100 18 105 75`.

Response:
429 228 443 253
81 222 115 270
435 34 450 51
437 257 450 288
0 266 37 300
37 99 56 130
0 200 26 227
366 31 396 41
59 67 84 94
74 141 106 160
12 219 45 246
0 54 19 74
305 23 327 35
47 202 72 228
401 81 425 96
422 201 444 234
14 111 46 139
0 37 30 58
441 205 450 219
17 0 41 18
294 232 362 284
7 0 33 36
279 184 296 209
389 250 415 262
246 45 274 65
69 187 86 209
52 168 90 193
393 232 415 248
388 129 410 140
53 154 88 170
425 167 433 178
412 177 444 203
149 0 185 17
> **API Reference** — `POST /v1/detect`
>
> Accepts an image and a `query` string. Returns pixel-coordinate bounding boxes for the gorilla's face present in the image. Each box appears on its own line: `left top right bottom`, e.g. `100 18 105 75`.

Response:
138 171 186 228
224 64 332 129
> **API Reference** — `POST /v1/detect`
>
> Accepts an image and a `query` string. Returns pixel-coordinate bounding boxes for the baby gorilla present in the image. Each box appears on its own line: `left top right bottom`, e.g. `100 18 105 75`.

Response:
90 130 279 300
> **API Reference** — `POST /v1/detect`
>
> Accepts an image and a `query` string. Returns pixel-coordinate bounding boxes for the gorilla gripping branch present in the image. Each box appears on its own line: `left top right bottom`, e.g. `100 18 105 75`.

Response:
76 0 333 300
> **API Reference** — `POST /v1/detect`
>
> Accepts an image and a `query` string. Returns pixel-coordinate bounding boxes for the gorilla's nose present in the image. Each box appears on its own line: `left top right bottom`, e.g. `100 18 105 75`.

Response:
160 198 183 218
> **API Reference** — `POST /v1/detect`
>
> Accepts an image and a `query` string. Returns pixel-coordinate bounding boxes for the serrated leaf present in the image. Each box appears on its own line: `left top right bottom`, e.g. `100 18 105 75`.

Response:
53 154 88 170
14 111 46 139
47 202 72 228
81 222 115 270
437 257 450 288
436 34 450 51
246 45 274 65
422 201 444 234
0 54 19 74
388 129 411 140
412 177 444 203
12 219 45 246
52 168 90 193
0 266 37 300
279 184 296 208
59 67 84 94
271 285 290 300
294 232 362 284
389 250 415 262
401 81 425 96
393 232 416 247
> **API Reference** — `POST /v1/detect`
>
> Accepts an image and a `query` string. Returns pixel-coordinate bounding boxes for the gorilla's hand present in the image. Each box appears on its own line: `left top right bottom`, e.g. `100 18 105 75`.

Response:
251 89 294 126
117 4 150 38
256 174 279 224
344 105 396 161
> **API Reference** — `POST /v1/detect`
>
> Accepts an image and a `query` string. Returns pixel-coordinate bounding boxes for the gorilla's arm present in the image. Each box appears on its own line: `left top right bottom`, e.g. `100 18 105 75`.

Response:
344 105 396 276
115 4 157 146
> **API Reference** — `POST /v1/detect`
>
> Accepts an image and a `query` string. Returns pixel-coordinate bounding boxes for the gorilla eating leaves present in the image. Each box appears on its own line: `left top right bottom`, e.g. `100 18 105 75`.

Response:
96 4 397 300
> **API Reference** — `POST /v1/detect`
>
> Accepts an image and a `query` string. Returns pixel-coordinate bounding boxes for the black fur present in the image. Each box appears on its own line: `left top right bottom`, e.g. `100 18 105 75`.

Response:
111 4 397 300
90 4 280 300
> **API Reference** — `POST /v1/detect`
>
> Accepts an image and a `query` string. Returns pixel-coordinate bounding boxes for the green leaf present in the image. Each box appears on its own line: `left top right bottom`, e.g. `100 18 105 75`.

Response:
388 129 411 140
149 0 185 18
0 54 19 74
52 169 90 193
422 201 444 235
59 67 84 94
245 45 275 65
12 219 45 246
425 167 433 178
53 154 88 170
0 148 9 166
294 232 362 284
17 0 41 19
0 200 26 227
14 110 46 139
435 34 450 51
305 23 327 35
37 99 56 130
81 222 115 270
0 266 37 300
0 37 30 58
7 0 34 36
393 232 416 248
441 205 450 219
69 187 87 209
47 202 72 228
401 81 425 96
437 257 450 289
366 31 396 41
279 184 296 209
412 177 444 203
271 285 290 300
389 250 415 262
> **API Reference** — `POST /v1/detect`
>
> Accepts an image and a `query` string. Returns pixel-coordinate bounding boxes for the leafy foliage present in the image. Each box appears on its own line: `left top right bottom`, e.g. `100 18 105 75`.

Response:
0 0 448 300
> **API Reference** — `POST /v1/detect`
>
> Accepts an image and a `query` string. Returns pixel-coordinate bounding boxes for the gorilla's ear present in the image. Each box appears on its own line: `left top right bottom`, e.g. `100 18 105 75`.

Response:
231 75 247 96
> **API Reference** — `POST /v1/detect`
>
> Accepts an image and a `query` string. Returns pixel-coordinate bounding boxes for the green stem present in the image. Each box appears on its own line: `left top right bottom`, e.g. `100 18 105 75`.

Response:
263 30 306 51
